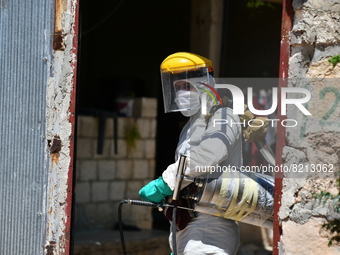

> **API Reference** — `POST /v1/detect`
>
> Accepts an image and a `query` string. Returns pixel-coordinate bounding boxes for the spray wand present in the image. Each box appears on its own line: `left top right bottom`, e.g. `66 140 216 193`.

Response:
119 155 188 255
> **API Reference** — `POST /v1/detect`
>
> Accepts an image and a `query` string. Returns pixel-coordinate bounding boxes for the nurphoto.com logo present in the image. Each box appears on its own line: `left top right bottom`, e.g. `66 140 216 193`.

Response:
201 84 312 128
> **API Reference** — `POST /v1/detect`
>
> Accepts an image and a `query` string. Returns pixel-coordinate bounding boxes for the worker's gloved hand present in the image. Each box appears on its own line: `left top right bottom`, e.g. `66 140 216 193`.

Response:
138 176 173 203
239 104 269 142
242 117 269 142
239 104 254 123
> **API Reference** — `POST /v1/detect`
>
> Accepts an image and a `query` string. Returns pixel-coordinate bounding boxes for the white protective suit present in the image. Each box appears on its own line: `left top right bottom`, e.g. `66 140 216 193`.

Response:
162 106 243 255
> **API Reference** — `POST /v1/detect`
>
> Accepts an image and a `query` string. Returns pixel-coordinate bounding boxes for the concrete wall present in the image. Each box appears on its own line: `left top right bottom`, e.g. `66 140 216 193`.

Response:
279 0 340 254
75 98 157 230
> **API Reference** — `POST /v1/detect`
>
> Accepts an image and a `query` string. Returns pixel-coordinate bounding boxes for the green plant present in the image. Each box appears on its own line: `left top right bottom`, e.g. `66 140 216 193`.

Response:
313 178 340 246
328 55 340 67
125 123 142 150
246 0 274 8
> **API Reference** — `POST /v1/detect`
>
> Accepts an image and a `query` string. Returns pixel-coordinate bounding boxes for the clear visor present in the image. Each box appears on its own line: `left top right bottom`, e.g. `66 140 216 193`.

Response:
161 67 213 113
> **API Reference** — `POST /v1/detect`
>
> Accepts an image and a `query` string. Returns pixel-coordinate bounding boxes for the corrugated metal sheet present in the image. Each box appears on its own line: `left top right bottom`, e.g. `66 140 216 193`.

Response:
0 0 53 254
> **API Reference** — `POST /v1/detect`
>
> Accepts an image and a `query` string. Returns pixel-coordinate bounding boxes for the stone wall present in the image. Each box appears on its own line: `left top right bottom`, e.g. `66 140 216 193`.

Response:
75 98 157 230
278 0 340 254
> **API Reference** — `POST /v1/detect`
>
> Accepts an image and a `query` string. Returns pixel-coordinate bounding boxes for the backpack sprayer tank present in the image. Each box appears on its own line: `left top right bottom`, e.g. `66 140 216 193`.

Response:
119 165 274 255
190 170 274 229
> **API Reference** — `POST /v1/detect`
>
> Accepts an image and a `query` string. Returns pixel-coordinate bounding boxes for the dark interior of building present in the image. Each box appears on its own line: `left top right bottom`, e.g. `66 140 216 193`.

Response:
77 0 282 231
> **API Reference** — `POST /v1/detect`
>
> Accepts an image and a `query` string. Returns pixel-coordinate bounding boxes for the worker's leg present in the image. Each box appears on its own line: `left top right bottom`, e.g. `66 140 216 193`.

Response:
169 213 240 255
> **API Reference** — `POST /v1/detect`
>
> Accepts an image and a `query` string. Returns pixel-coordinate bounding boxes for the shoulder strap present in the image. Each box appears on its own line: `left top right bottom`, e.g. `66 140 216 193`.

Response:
205 96 233 124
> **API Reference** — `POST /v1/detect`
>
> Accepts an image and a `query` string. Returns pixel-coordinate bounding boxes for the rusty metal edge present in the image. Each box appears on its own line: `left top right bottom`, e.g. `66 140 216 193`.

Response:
64 0 80 254
273 0 293 254
53 0 65 50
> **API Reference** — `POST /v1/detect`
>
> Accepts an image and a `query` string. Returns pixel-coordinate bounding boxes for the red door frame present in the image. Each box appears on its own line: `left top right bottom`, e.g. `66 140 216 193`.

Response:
63 1 292 253
273 0 293 254
64 0 80 254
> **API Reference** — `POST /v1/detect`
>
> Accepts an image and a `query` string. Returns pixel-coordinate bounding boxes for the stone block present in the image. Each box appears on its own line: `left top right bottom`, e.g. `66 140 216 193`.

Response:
282 146 308 178
92 182 109 202
111 200 121 216
279 175 310 220
96 202 114 226
306 133 340 178
126 204 153 229
110 139 128 158
127 140 144 159
104 118 114 138
93 138 111 159
136 118 150 138
98 160 116 180
76 138 94 159
114 200 133 224
303 0 340 12
290 18 316 46
145 139 156 159
142 179 153 186
290 9 340 46
85 203 96 226
135 206 153 229
133 97 158 118
78 160 97 181
126 180 143 199
116 160 133 179
307 59 340 78
76 182 91 203
313 13 340 45
148 160 156 179
288 52 309 79
109 181 126 200
132 159 149 179
75 203 96 228
312 45 340 63
74 204 83 227
289 204 312 224
75 168 81 182
150 119 157 138
117 117 134 138
77 116 98 138
281 218 339 255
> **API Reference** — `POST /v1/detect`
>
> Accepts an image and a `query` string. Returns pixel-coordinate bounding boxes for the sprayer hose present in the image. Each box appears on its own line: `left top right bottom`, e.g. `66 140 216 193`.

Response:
118 199 159 255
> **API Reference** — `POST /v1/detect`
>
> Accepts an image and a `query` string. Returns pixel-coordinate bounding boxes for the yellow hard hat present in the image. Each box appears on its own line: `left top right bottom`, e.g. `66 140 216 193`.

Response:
160 52 213 73
160 52 218 115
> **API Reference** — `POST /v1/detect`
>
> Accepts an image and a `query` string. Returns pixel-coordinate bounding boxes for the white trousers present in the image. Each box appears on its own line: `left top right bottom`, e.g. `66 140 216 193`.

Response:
169 213 240 255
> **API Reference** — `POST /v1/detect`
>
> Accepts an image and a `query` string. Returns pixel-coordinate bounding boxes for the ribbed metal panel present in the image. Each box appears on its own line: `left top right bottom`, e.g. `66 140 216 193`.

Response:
0 1 53 254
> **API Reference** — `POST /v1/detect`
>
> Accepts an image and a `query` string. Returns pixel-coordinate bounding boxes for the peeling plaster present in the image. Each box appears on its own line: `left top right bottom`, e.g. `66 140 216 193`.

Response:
44 0 77 254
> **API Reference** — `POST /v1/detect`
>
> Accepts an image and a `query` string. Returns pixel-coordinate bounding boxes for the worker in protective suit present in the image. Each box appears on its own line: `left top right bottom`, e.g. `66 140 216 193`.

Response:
139 52 242 255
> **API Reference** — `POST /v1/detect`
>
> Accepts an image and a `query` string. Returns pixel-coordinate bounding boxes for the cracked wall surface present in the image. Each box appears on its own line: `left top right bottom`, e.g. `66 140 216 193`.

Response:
279 0 340 254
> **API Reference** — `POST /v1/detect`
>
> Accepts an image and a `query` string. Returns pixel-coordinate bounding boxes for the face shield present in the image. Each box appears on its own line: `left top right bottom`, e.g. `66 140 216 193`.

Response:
161 67 222 116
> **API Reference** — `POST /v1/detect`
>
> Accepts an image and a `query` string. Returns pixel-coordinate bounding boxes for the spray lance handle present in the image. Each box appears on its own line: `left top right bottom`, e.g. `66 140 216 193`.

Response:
172 155 187 201
171 155 187 255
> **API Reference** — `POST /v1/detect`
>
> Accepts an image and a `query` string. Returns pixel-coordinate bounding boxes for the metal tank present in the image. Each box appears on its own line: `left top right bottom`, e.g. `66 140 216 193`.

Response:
191 170 274 229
